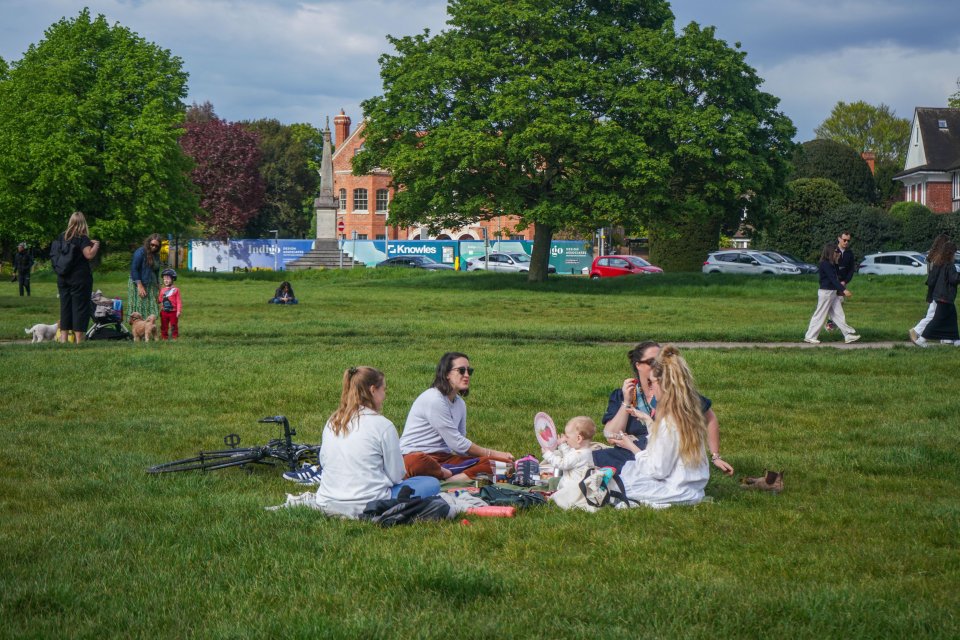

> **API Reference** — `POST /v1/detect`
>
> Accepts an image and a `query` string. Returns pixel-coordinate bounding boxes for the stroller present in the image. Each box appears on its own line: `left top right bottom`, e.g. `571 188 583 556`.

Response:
86 290 132 340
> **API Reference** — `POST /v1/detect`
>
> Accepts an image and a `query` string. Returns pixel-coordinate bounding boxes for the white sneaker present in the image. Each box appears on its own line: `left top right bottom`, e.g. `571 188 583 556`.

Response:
803 338 820 344
909 329 919 344
844 334 861 344
941 339 954 344
915 336 928 347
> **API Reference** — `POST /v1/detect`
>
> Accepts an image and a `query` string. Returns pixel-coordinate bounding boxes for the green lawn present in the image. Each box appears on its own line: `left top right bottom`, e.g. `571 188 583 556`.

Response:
1 270 958 639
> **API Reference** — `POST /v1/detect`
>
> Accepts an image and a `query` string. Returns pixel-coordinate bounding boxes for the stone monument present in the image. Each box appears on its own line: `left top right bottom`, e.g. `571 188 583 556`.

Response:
314 117 338 244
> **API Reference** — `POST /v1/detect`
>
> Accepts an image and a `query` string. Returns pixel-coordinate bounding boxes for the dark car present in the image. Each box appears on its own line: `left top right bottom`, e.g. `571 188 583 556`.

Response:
760 250 817 274
376 255 454 270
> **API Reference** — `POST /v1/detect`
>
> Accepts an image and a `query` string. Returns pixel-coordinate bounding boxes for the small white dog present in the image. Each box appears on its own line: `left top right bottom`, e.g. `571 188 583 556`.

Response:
26 322 59 343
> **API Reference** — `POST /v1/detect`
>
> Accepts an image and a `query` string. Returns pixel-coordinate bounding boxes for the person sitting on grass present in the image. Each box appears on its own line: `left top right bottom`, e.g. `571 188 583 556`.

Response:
269 281 298 304
597 341 734 476
313 366 440 518
542 416 597 510
609 345 710 508
400 352 514 483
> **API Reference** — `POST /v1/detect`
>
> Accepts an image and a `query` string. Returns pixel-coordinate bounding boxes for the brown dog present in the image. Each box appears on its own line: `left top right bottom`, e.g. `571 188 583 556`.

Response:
129 312 157 342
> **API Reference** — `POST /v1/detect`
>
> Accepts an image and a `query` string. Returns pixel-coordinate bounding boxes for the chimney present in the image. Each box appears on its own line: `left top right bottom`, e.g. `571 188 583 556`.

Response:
334 110 351 147
861 151 876 175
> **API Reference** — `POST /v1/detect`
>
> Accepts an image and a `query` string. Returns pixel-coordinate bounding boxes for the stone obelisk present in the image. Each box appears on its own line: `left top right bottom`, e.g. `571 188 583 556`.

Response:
314 117 338 245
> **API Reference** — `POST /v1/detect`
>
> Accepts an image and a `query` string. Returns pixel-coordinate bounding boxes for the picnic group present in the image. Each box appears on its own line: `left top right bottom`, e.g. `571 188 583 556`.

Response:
270 344 739 521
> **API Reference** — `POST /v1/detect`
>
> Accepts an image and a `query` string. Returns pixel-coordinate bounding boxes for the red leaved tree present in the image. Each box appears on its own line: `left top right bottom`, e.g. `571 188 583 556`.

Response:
180 107 264 239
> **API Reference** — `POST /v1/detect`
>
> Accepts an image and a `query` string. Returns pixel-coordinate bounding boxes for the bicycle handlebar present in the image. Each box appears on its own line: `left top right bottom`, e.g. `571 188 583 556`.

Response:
258 416 285 424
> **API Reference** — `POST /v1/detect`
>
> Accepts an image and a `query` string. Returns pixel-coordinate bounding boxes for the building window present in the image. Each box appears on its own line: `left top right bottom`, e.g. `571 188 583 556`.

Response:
352 188 368 212
338 189 346 210
953 172 959 201
375 234 386 241
376 189 389 212
357 234 368 240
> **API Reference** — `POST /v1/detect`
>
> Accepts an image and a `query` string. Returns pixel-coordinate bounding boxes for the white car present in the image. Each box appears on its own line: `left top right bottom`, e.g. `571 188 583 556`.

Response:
467 252 556 273
702 250 800 275
858 252 927 275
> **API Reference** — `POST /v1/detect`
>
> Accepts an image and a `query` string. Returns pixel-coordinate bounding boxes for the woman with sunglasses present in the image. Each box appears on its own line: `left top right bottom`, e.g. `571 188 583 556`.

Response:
611 345 711 507
596 341 733 476
400 352 514 482
127 233 163 322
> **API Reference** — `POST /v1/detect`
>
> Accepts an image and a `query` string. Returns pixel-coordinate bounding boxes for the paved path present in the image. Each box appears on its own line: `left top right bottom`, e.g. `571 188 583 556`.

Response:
1 339 920 348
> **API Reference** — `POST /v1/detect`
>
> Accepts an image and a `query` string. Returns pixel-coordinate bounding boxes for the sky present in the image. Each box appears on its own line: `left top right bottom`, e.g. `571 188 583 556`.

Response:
1 0 958 143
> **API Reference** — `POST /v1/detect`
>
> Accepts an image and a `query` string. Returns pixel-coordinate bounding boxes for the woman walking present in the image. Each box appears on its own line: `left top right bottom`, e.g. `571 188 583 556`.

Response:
55 212 100 343
917 239 959 347
314 366 440 518
910 234 951 344
804 243 860 345
128 233 163 322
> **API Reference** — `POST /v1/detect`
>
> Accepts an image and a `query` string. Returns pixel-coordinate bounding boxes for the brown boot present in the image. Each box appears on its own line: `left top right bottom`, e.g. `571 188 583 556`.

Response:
740 470 784 493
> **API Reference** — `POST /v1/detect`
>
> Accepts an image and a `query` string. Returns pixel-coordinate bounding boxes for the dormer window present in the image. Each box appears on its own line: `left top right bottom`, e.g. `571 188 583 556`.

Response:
939 119 948 129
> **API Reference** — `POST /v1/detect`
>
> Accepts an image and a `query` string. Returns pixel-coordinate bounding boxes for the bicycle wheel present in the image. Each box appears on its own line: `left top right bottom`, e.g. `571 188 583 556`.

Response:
147 448 265 474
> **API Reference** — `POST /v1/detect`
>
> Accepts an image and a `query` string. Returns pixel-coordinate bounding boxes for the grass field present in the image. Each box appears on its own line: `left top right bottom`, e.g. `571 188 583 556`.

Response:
2 270 958 639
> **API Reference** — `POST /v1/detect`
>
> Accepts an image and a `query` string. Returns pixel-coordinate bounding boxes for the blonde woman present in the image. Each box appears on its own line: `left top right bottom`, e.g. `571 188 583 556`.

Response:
54 212 100 343
610 345 710 507
314 367 440 518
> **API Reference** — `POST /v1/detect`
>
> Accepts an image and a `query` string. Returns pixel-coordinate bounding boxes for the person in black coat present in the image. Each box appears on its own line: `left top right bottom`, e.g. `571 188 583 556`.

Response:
917 240 959 346
55 212 100 343
827 231 855 330
804 242 860 344
13 242 34 296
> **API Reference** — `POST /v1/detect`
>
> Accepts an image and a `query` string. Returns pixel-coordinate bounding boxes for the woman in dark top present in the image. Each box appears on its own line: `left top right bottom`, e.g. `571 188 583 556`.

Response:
919 239 959 345
269 281 298 304
804 243 860 344
56 211 100 343
128 233 162 322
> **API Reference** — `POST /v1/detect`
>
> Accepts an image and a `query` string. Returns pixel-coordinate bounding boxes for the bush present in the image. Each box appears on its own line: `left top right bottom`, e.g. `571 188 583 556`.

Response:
792 139 876 204
755 178 850 261
814 203 900 259
649 216 720 271
889 202 941 252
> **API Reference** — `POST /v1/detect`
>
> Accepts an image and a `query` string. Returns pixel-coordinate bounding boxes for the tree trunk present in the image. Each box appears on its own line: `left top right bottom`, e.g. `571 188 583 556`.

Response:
528 222 554 282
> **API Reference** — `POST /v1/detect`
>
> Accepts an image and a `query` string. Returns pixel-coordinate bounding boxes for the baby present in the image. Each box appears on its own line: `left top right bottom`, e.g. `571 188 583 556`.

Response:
542 416 596 510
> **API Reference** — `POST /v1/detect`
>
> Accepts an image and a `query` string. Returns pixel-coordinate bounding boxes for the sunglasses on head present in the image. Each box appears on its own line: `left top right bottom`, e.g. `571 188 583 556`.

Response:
453 366 474 376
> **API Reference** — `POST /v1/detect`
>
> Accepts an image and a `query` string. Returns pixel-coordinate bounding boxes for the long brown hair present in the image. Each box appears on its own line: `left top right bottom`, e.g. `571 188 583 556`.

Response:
930 239 957 267
328 367 384 436
431 352 470 398
649 345 707 466
143 233 162 268
64 211 89 242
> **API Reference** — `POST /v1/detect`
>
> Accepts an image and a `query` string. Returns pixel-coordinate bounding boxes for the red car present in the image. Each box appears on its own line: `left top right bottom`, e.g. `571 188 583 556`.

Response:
590 255 663 279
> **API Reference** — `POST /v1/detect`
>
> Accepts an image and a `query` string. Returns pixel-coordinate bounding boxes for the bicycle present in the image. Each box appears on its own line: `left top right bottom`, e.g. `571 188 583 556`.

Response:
147 415 319 474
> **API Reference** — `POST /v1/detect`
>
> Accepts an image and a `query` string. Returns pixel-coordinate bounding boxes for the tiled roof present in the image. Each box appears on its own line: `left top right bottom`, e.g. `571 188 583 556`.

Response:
902 107 960 176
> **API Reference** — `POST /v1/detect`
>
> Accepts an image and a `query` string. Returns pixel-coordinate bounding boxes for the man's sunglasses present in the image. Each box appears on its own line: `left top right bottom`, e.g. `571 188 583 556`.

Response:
453 366 474 376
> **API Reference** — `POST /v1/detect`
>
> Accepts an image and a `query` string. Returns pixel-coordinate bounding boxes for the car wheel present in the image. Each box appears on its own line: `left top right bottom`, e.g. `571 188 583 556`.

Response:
590 274 600 280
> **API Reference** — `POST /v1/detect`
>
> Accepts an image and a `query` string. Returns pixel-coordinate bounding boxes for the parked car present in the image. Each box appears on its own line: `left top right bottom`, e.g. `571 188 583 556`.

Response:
467 252 556 273
376 255 454 270
702 250 801 275
857 251 926 276
759 250 817 274
590 255 663 279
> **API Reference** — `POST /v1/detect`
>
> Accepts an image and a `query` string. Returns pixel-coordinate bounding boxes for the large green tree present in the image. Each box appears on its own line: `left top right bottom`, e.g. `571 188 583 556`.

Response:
242 119 321 239
0 9 197 250
792 139 876 204
814 101 909 165
356 0 794 279
755 178 850 261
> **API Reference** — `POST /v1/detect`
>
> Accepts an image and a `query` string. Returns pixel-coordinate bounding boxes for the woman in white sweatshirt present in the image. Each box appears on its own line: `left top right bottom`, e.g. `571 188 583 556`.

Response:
609 345 710 508
315 366 440 518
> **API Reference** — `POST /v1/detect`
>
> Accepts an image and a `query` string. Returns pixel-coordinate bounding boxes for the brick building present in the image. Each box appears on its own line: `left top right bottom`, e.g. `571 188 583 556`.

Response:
894 107 960 213
331 111 535 241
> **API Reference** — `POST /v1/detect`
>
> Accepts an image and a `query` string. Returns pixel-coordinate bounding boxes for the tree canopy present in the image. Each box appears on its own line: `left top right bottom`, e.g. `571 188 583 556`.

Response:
814 101 909 165
356 0 795 279
0 9 197 249
792 139 876 204
242 119 322 239
755 178 850 261
179 108 264 239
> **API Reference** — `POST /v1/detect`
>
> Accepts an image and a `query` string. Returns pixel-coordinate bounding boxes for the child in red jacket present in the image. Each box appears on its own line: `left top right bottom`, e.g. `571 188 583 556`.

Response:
158 268 182 339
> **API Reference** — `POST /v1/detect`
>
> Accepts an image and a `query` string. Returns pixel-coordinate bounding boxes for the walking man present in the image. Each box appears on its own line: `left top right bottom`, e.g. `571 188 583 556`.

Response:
827 232 855 330
13 242 33 296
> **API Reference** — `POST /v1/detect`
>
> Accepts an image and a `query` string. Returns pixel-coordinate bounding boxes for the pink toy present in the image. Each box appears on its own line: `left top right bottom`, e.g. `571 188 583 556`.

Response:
534 412 558 450
465 506 516 518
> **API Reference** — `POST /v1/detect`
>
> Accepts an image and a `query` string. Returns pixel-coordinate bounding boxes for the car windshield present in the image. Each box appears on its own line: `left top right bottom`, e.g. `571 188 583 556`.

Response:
416 256 438 264
507 253 531 263
753 253 777 264
911 254 926 263
761 252 786 263
777 252 803 264
627 257 651 267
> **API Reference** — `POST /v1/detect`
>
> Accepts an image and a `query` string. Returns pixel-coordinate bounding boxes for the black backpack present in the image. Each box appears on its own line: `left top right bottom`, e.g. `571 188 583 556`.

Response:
50 235 80 276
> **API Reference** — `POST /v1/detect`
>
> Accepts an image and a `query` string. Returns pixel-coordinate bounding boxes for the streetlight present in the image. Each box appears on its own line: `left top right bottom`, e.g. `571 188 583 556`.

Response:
269 230 279 271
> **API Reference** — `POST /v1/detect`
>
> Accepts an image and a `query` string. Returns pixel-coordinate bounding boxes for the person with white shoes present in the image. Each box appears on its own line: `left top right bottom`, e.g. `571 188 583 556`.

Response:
910 234 950 346
804 242 860 345
917 239 959 348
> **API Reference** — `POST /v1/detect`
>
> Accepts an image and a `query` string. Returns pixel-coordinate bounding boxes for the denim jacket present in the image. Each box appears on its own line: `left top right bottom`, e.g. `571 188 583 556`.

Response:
130 247 160 286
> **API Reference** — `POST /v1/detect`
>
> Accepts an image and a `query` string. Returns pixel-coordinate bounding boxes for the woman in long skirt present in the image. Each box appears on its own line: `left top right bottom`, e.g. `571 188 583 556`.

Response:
918 240 959 347
127 234 162 321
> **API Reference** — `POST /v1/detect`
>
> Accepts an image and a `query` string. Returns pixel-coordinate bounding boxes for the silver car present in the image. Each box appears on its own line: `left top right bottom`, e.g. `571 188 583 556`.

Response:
702 250 800 275
467 252 556 273
858 252 926 275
